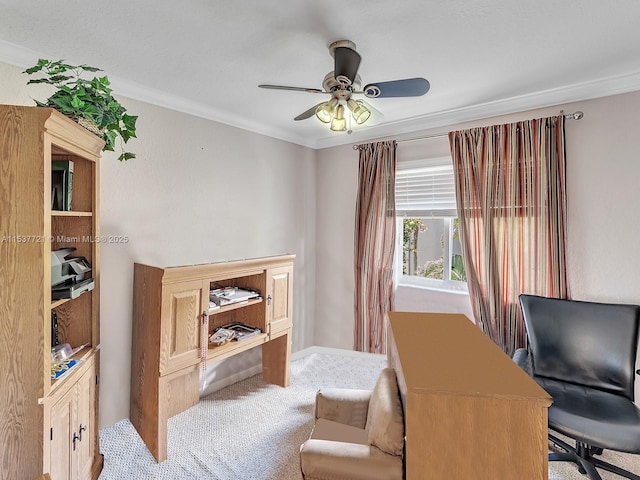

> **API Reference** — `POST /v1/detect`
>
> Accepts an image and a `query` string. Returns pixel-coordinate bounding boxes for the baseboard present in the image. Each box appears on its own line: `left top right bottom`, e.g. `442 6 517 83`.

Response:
200 363 263 396
201 346 385 396
292 345 387 361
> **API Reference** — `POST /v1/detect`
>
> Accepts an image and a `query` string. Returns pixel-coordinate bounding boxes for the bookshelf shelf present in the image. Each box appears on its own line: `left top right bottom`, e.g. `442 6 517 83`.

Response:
208 297 263 316
52 210 93 217
207 332 269 360
51 298 70 309
49 345 94 393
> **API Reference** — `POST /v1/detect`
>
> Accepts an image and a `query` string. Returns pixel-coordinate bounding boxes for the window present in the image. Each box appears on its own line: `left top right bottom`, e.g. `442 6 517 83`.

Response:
395 157 467 291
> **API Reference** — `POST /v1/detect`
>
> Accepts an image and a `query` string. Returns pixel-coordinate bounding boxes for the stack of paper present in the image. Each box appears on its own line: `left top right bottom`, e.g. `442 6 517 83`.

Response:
210 287 261 306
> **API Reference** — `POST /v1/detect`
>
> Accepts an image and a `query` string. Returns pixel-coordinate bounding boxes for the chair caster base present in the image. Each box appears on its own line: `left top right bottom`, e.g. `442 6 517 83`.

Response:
549 434 640 480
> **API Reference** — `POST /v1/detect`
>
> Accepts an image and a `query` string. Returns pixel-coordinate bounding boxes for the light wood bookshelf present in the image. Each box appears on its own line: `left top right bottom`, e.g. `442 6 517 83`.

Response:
0 105 104 480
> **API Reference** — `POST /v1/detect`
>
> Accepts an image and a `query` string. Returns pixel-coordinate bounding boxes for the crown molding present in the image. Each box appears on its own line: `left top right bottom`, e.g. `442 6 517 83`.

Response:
3 39 640 151
107 76 316 148
0 39 315 148
312 70 640 149
0 38 41 66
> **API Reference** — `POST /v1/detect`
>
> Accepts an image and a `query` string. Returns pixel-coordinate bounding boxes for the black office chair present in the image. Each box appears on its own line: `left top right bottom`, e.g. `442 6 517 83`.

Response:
515 294 640 480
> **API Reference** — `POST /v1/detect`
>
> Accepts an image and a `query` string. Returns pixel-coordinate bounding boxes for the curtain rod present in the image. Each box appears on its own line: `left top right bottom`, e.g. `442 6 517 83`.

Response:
351 110 584 150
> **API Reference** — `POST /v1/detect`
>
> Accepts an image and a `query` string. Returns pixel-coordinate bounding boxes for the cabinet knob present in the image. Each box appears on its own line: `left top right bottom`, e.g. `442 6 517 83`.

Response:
79 424 87 441
73 432 80 451
267 294 272 306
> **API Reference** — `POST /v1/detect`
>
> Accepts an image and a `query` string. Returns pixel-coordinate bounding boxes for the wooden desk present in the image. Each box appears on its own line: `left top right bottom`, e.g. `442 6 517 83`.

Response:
387 312 551 480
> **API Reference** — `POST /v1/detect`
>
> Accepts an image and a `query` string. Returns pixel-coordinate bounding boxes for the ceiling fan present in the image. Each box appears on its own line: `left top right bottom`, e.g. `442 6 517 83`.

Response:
259 40 430 132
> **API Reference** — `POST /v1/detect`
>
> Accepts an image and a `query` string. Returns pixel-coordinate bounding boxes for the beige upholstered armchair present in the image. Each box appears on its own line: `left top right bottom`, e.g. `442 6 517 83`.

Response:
299 368 405 480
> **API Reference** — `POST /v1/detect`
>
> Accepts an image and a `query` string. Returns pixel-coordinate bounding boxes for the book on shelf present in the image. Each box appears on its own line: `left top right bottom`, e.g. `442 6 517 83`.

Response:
51 358 77 379
216 322 262 341
52 160 74 211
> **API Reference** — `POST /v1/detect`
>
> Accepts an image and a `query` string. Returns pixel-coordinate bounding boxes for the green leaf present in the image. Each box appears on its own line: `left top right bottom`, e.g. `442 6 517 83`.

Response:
119 152 136 161
70 96 85 110
49 95 74 113
26 78 54 85
48 74 72 84
102 111 117 127
104 130 117 149
120 130 132 143
107 100 121 113
23 59 49 74
122 114 137 132
79 65 102 73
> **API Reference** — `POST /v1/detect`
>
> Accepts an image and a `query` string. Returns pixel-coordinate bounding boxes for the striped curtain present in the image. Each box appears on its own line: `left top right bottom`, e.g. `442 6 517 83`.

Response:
354 141 397 354
448 116 569 356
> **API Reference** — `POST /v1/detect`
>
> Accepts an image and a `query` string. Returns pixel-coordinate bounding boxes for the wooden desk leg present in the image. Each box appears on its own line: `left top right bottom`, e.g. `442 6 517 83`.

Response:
262 330 291 387
133 366 199 463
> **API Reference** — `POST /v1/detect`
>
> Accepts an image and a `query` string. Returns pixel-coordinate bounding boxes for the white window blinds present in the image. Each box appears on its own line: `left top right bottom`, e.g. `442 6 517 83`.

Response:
395 157 458 217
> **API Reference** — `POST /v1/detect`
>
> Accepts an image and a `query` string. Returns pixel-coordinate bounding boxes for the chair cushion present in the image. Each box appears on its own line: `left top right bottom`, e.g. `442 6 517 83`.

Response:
310 418 368 445
299 438 403 480
537 376 640 453
365 368 404 456
315 388 372 429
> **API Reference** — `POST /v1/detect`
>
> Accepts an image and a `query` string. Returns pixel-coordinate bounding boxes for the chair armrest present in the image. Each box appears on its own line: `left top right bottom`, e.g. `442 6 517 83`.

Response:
315 388 372 429
300 439 403 480
513 348 533 376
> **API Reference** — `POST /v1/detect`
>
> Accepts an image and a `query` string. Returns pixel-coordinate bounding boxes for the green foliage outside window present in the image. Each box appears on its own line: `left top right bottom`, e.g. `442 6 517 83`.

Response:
402 218 425 275
402 217 467 282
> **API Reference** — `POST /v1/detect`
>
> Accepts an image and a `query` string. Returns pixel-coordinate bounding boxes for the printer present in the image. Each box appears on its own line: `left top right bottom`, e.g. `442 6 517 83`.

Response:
51 247 95 299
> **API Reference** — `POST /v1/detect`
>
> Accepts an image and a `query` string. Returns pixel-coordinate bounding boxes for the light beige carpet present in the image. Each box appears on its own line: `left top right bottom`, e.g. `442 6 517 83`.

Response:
98 350 639 479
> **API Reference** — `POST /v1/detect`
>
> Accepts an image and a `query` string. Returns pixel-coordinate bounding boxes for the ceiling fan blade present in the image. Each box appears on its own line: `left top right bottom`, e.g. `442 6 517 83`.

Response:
259 84 325 94
363 78 430 98
334 47 361 85
294 103 325 121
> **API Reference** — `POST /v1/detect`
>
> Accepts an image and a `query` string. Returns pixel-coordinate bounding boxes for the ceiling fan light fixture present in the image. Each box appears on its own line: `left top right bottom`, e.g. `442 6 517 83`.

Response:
259 40 429 133
315 98 338 123
330 105 347 131
347 99 371 125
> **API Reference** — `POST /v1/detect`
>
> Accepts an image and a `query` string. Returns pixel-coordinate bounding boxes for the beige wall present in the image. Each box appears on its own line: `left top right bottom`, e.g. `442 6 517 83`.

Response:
0 61 317 428
315 91 640 347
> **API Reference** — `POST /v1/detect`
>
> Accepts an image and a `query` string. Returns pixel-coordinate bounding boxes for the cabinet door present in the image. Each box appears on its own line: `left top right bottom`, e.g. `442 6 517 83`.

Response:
75 363 96 480
49 386 75 480
160 280 207 375
49 361 96 480
267 266 293 335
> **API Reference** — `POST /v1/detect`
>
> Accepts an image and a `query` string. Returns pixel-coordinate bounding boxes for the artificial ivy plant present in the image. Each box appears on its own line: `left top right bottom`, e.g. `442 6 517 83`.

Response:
24 59 137 161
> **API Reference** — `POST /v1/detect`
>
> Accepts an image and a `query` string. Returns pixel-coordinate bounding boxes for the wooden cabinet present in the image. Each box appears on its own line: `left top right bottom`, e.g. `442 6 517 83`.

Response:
49 357 97 480
0 105 103 480
130 255 295 462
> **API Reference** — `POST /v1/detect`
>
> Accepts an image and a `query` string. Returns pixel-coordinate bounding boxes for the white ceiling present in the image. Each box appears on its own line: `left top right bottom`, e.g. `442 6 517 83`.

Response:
1 0 640 149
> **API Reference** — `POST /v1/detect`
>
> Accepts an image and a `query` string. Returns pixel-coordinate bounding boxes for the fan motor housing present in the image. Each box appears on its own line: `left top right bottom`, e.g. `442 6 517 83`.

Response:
323 72 361 100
